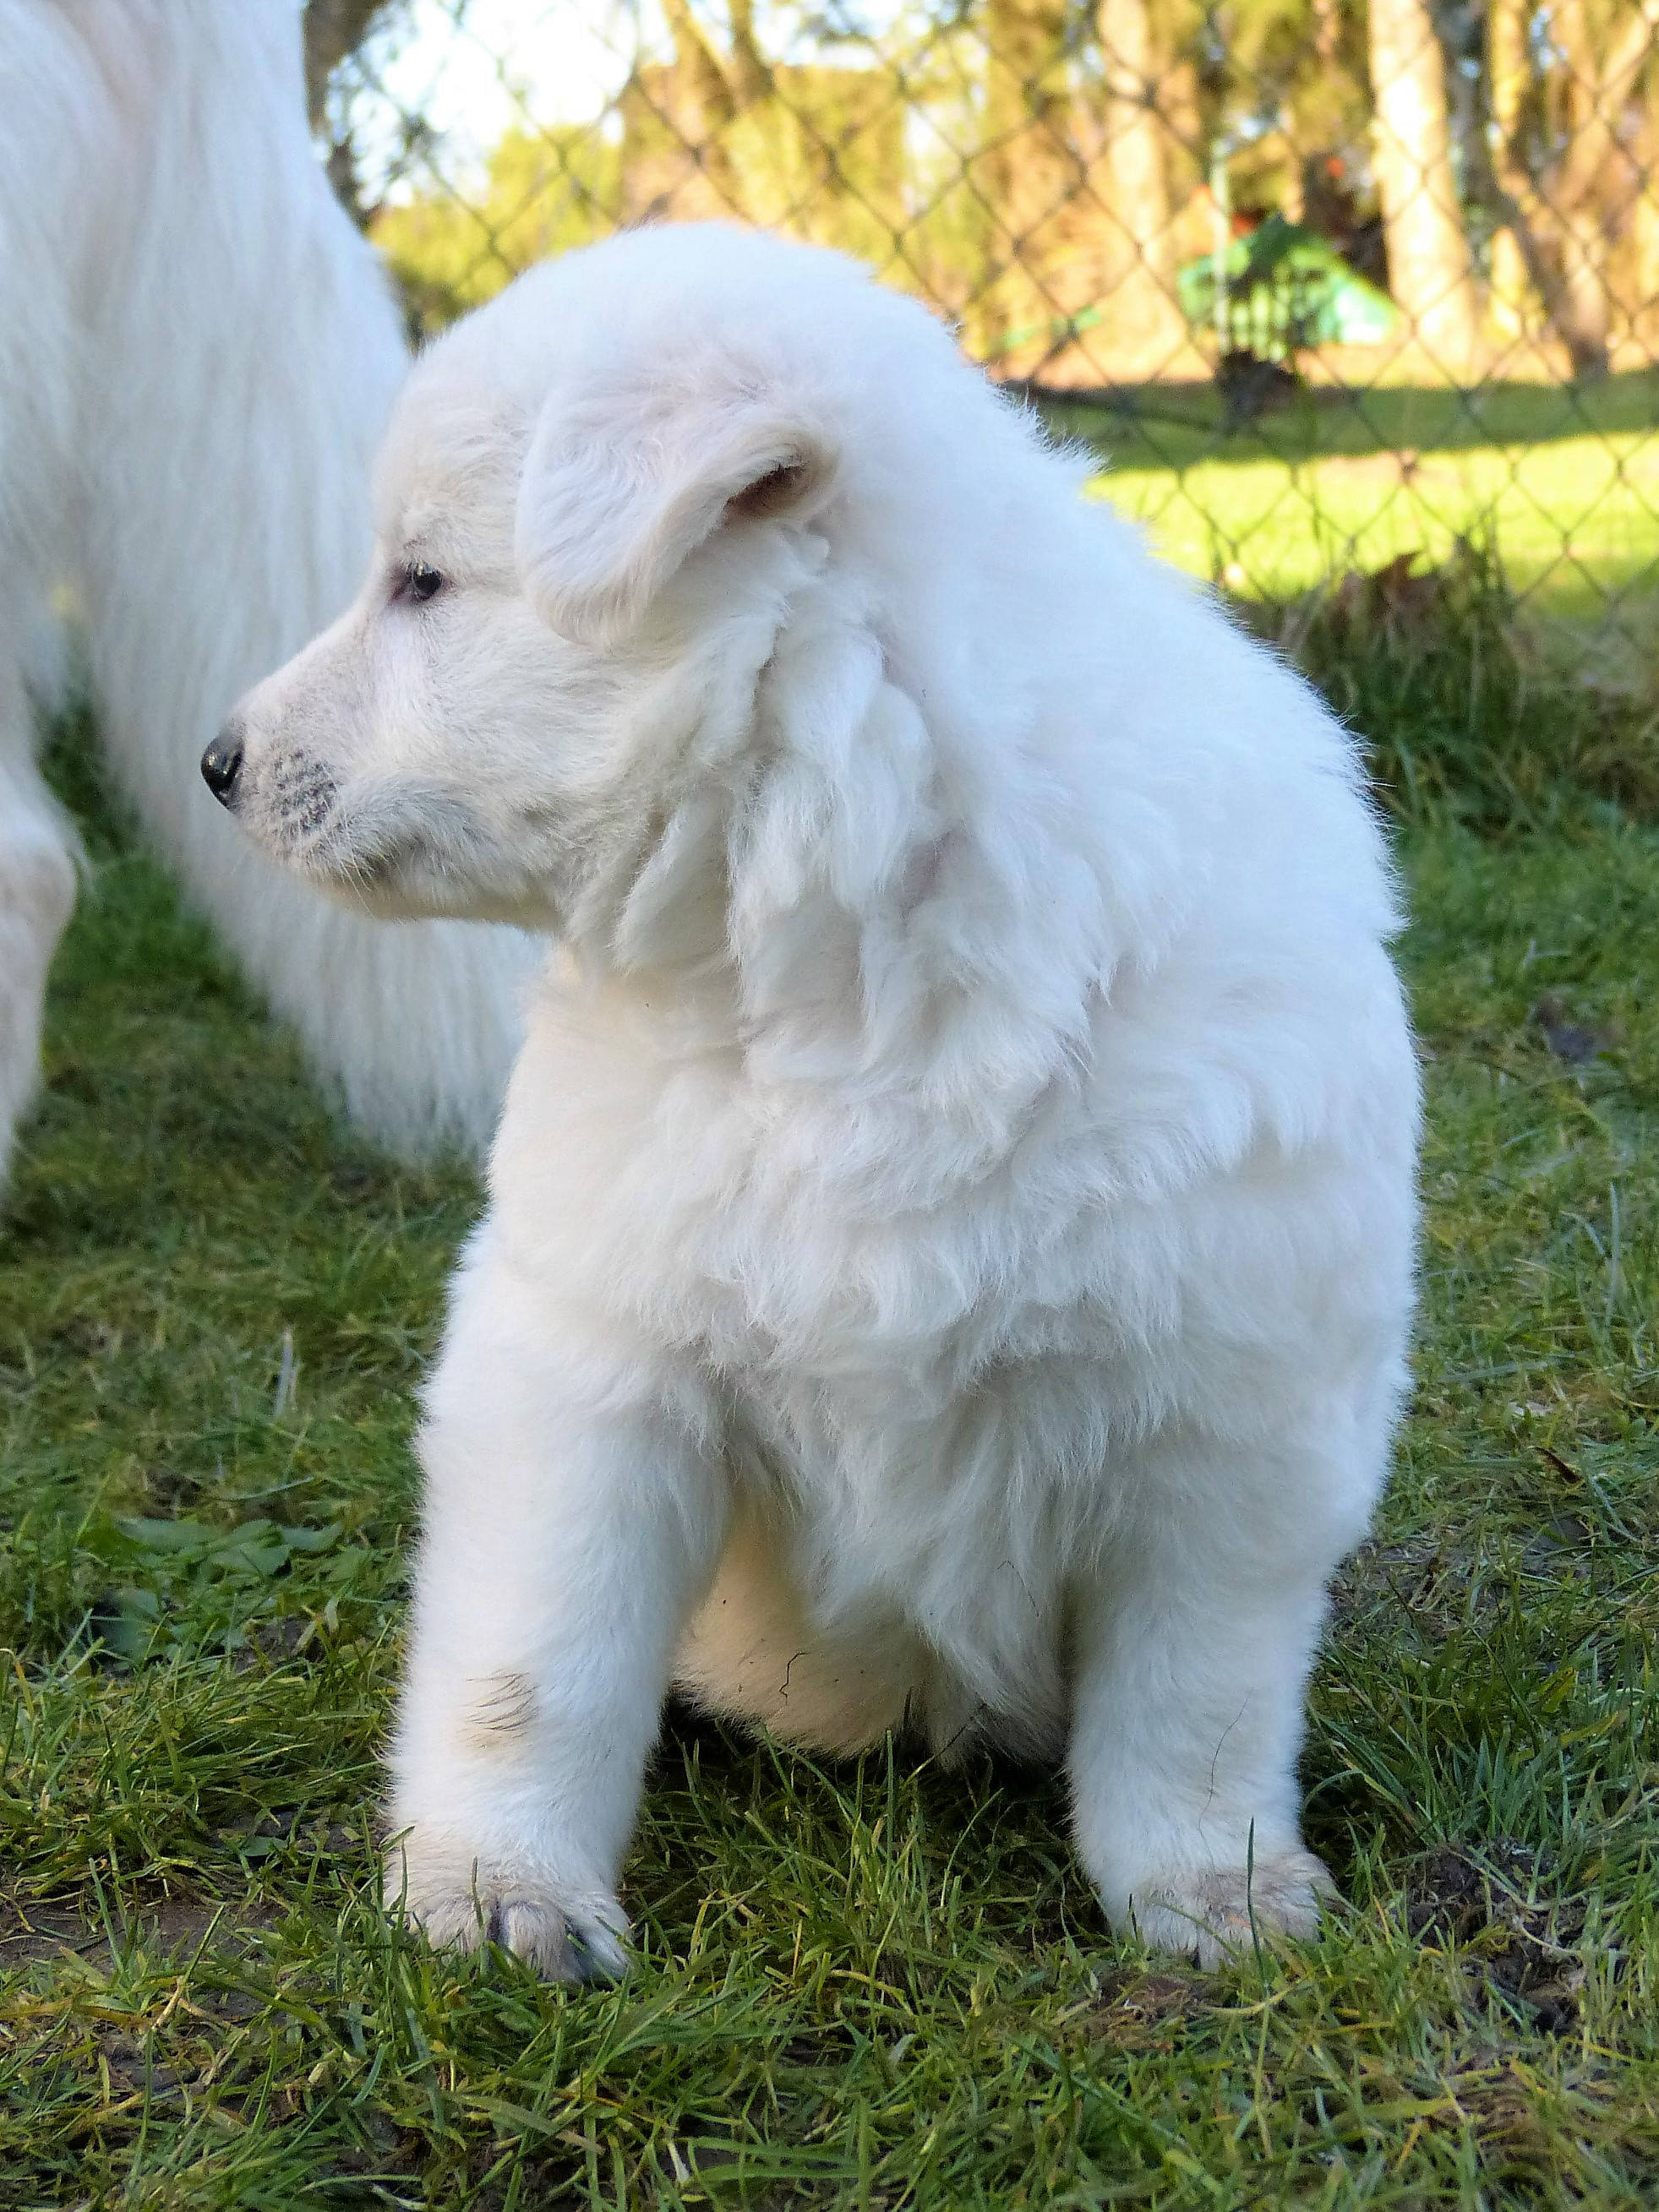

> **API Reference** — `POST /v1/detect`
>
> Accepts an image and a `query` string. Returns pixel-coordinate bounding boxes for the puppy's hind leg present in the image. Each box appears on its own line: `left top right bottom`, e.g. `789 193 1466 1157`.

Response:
1068 1419 1377 1966
387 1227 731 1980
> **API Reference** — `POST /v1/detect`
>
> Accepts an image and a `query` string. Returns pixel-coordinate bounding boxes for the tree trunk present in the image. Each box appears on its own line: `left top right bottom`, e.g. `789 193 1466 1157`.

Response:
624 0 744 222
978 0 1078 359
726 0 772 112
303 0 397 127
1367 0 1482 369
1552 0 1658 368
1094 0 1187 373
1487 0 1569 352
1623 93 1659 347
1485 0 1656 378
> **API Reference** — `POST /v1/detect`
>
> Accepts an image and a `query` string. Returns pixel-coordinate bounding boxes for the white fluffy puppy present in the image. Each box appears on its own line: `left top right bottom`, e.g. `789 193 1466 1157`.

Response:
0 0 535 1189
218 224 1421 1975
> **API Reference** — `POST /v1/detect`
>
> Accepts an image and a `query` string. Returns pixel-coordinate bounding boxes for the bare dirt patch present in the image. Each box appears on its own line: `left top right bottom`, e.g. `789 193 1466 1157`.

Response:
0 1885 276 1972
1407 1845 1589 2032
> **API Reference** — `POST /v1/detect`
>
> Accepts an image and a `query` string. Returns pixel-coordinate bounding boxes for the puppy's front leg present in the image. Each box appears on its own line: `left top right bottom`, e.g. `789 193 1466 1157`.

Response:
386 1229 726 1980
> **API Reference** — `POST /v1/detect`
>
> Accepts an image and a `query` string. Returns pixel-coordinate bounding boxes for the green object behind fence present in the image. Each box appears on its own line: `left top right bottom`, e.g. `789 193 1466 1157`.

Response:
1176 214 1402 361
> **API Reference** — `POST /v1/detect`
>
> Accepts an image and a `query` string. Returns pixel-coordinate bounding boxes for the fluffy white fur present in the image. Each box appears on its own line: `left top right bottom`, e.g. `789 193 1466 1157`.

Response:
0 0 537 1187
224 224 1422 1975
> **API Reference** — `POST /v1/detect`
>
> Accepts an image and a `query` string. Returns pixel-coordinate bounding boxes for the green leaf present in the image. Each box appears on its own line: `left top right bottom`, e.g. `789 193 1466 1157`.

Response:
278 1522 342 1555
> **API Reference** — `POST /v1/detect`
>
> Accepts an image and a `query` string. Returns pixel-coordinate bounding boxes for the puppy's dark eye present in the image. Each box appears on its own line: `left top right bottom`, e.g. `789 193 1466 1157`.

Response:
398 561 445 605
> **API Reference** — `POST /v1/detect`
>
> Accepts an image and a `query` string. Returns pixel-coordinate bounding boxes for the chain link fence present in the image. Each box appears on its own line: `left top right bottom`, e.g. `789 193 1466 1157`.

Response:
309 0 1659 653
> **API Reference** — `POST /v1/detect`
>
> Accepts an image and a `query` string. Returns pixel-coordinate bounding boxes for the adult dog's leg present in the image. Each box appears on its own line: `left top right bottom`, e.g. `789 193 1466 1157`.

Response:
0 2 96 1188
0 730 77 1189
387 1231 729 1980
1068 1417 1376 1964
76 0 538 1160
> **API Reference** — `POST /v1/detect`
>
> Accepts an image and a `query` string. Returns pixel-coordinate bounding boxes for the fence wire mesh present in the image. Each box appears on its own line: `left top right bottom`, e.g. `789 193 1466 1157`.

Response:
308 0 1659 651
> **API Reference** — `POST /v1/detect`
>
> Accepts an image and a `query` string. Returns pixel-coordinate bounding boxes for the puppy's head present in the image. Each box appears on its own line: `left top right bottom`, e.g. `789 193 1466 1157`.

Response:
208 227 887 932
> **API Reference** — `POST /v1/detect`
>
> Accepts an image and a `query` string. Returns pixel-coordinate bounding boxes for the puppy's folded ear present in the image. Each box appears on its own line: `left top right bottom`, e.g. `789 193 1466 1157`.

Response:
515 368 836 650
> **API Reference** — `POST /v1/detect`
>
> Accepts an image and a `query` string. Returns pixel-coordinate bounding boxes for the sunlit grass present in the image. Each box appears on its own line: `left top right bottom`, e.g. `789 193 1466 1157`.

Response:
1096 430 1659 618
1054 368 1659 627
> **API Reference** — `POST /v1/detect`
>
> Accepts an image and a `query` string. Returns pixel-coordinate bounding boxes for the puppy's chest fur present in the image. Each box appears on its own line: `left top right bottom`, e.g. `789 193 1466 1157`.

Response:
494 981 1170 1721
502 974 1170 1403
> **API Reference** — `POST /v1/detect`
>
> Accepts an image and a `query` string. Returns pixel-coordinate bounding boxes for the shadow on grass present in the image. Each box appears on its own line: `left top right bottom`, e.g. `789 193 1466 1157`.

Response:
1033 363 1659 475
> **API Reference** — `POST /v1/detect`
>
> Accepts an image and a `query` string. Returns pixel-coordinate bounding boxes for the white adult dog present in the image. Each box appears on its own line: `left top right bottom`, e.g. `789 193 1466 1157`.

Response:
216 225 1421 1973
0 0 534 1190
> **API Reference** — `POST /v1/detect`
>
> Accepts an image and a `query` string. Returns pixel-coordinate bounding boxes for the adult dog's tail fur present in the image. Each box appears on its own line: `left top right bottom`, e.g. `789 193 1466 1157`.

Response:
0 0 538 1181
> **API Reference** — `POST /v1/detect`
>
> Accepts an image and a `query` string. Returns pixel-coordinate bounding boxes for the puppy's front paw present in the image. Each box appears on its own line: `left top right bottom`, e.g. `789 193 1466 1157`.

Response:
1125 1848 1336 1967
385 1833 630 1983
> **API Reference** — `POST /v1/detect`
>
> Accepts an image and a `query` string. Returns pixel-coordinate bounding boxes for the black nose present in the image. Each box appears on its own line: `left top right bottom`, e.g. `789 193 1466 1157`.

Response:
200 726 243 805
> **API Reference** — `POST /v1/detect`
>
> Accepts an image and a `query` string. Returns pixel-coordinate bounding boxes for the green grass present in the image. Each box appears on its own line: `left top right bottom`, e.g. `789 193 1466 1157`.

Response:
3 687 1658 2206
1046 369 1659 629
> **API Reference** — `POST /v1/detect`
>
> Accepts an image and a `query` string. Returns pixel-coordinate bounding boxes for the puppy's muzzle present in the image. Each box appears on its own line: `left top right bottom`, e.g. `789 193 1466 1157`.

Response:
200 723 244 808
